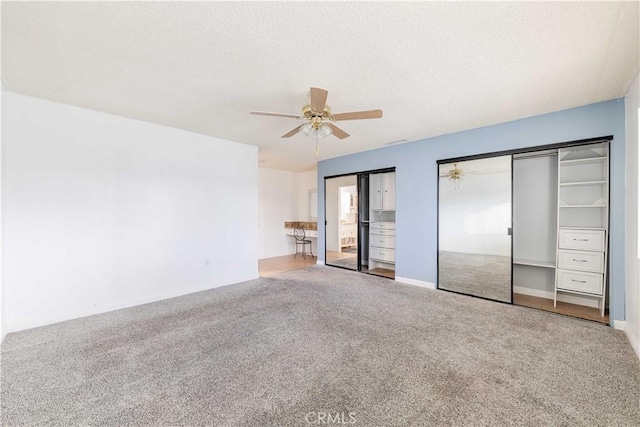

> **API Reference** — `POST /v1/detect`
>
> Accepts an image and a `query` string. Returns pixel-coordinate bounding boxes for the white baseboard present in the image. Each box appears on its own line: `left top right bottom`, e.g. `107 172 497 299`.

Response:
625 330 640 361
611 320 640 360
396 276 436 289
316 260 325 265
513 286 599 308
613 320 626 331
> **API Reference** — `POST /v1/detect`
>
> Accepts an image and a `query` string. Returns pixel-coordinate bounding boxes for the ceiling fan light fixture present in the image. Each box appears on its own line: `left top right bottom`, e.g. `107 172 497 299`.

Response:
319 123 333 138
300 122 313 136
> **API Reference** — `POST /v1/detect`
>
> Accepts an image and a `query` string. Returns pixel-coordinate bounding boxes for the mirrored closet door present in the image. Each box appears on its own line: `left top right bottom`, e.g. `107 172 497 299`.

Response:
438 156 513 303
325 175 359 270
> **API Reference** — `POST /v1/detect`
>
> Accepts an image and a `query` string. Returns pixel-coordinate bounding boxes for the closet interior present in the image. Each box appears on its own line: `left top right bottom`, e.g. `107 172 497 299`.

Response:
438 139 610 323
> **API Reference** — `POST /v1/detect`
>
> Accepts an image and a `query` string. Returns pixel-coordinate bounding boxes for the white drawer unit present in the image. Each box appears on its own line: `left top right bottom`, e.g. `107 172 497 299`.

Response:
558 249 604 273
370 222 396 230
370 247 395 263
369 221 396 266
369 234 395 249
558 229 605 251
557 269 603 295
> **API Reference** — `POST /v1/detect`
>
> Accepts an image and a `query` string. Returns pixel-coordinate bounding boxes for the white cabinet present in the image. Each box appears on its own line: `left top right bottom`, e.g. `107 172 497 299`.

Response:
370 174 383 211
382 173 396 210
370 172 396 211
554 142 609 316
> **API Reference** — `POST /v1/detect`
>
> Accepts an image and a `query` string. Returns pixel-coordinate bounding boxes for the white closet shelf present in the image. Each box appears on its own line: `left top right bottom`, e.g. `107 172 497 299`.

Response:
559 181 606 186
559 157 606 165
558 226 607 230
559 205 606 208
513 259 556 268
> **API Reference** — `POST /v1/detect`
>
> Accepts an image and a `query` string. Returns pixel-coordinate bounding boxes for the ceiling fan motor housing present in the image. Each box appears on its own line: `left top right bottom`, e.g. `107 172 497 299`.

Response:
303 104 331 121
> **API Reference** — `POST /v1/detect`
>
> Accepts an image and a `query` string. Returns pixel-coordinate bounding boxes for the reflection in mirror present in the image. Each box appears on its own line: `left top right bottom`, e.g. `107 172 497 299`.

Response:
438 155 512 302
325 175 358 270
308 189 318 221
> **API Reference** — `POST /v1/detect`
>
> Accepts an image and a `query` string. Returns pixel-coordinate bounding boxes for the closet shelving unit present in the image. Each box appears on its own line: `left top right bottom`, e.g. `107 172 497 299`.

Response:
369 172 396 271
554 143 609 316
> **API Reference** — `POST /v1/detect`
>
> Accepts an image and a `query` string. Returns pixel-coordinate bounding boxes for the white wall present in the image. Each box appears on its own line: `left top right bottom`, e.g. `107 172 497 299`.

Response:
258 168 297 258
258 168 317 259
2 92 258 333
297 170 318 256
625 72 640 358
297 170 317 220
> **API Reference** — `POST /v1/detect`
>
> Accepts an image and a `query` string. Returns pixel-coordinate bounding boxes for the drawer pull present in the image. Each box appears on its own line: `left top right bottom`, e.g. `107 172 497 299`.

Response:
572 259 588 262
571 279 587 283
573 238 589 241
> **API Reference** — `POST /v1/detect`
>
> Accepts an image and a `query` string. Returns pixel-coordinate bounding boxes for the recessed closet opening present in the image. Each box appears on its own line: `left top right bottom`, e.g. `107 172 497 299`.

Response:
437 137 611 324
324 168 396 279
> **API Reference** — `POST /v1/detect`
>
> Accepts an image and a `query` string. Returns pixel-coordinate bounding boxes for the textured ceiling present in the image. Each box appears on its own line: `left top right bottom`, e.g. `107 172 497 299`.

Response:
2 2 638 172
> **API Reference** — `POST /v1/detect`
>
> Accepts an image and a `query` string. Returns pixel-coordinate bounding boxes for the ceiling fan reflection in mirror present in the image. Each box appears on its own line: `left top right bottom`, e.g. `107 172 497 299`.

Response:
250 87 383 154
439 163 479 190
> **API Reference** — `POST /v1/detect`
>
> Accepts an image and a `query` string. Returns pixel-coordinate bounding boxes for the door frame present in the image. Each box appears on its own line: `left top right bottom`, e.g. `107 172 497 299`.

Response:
324 167 396 276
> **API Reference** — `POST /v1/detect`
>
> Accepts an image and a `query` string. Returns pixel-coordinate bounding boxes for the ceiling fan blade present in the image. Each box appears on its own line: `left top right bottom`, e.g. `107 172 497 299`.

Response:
332 110 383 121
327 123 350 139
310 87 328 113
282 126 302 138
251 111 300 119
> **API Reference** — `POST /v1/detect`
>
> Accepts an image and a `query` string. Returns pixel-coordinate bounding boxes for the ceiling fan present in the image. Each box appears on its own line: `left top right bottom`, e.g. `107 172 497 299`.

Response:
250 87 383 151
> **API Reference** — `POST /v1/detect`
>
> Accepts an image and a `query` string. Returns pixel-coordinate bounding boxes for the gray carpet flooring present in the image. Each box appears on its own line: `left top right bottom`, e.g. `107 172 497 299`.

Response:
439 251 512 302
1 266 638 426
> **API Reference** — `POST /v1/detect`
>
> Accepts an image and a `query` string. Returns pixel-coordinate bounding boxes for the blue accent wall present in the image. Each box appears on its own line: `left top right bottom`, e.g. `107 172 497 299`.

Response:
318 99 626 322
